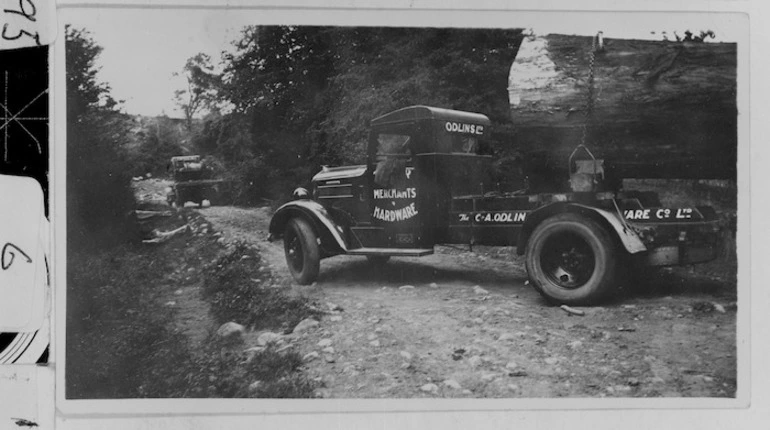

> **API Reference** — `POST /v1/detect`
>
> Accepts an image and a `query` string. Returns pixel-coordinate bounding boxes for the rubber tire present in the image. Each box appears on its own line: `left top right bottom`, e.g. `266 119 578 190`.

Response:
284 218 320 285
525 213 617 305
366 255 391 266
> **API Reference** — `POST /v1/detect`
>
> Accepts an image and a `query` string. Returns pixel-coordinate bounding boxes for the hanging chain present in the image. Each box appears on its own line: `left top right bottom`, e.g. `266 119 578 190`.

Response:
580 34 598 147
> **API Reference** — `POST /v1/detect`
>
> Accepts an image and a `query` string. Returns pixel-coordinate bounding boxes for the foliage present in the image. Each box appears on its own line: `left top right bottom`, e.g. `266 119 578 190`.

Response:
67 233 316 399
183 26 523 202
203 241 322 331
174 53 221 130
66 25 138 248
66 245 195 398
127 116 186 176
661 30 716 43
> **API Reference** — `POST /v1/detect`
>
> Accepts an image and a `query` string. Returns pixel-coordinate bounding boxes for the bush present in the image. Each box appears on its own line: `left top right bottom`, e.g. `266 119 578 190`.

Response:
202 242 322 331
67 243 317 399
66 246 196 398
182 337 316 398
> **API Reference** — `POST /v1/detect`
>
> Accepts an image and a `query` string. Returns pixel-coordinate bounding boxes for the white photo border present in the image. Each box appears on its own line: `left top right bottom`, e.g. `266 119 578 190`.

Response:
52 0 758 427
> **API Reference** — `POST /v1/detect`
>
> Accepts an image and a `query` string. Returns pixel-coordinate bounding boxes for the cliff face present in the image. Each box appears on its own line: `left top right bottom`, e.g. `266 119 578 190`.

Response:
508 33 737 179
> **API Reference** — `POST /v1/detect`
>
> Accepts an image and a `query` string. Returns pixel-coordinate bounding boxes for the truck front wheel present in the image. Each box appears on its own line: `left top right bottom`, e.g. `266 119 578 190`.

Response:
284 218 320 285
525 213 617 305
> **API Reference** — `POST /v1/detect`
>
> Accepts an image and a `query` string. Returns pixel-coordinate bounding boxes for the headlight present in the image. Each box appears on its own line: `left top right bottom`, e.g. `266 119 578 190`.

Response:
292 187 309 199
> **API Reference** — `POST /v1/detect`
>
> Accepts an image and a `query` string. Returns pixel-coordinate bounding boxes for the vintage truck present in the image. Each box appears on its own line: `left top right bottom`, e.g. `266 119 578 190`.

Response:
268 106 721 305
166 155 228 208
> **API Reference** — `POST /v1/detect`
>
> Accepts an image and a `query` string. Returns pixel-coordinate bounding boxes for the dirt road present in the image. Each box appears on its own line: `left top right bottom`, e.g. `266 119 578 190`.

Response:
200 205 737 399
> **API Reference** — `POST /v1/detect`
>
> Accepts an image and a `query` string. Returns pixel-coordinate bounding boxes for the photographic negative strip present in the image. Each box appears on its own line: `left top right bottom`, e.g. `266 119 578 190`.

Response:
0 44 49 364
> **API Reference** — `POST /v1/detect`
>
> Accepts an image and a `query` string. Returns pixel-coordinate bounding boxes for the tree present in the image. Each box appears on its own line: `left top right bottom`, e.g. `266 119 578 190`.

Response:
173 53 219 130
66 25 136 247
193 26 524 202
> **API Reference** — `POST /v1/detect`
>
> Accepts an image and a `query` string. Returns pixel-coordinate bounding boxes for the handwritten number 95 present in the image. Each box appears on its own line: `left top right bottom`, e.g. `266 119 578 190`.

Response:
2 243 32 270
2 0 41 46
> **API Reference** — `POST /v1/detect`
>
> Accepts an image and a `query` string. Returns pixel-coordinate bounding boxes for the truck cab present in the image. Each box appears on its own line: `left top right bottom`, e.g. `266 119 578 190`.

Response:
269 106 721 305
311 106 493 253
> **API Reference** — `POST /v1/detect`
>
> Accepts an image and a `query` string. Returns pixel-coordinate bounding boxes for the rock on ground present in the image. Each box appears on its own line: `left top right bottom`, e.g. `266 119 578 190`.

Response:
293 318 320 334
443 379 462 390
248 381 262 393
303 351 320 362
472 285 489 295
420 383 439 393
217 322 245 339
467 356 482 367
257 331 282 346
568 340 583 350
327 302 343 312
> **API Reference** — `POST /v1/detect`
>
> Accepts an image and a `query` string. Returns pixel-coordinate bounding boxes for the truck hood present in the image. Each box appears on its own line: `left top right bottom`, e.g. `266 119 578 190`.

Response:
312 165 367 182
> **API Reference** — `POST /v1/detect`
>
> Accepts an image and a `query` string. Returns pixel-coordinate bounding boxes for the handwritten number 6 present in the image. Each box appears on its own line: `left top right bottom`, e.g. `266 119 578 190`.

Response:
2 243 32 270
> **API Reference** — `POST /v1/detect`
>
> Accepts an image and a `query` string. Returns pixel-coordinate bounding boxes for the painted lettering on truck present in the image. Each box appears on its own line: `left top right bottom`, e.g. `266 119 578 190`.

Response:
444 122 484 135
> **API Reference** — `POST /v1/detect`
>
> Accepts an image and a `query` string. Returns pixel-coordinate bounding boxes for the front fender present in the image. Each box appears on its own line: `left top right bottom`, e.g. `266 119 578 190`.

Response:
268 200 348 253
517 202 646 255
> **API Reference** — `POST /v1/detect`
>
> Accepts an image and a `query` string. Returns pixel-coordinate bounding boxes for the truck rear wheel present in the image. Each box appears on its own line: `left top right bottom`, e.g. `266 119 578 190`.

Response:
284 218 320 285
525 213 617 305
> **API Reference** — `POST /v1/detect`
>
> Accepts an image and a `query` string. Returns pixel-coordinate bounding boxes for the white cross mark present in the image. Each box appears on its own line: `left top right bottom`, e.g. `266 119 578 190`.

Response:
1 71 48 162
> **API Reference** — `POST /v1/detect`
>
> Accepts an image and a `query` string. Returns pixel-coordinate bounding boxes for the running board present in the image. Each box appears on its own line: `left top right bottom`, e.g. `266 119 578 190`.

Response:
347 248 434 257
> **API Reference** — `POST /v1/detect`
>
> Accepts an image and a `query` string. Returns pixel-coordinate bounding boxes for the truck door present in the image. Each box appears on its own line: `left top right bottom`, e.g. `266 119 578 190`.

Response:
369 132 424 248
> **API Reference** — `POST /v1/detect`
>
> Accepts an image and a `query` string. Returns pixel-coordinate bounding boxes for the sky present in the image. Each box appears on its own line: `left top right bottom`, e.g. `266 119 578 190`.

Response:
63 8 744 118
65 9 254 117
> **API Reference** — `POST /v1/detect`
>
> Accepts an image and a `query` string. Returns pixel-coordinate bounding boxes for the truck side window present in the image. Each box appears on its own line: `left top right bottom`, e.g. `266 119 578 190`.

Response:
435 130 481 154
374 133 411 187
458 136 478 153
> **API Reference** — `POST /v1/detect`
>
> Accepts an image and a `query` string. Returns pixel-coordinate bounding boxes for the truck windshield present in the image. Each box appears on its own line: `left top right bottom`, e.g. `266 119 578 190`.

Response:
374 133 411 187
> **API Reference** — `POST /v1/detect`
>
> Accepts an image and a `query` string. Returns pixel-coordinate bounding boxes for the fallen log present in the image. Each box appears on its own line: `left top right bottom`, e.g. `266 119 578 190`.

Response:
134 210 174 220
142 225 189 244
507 33 737 180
